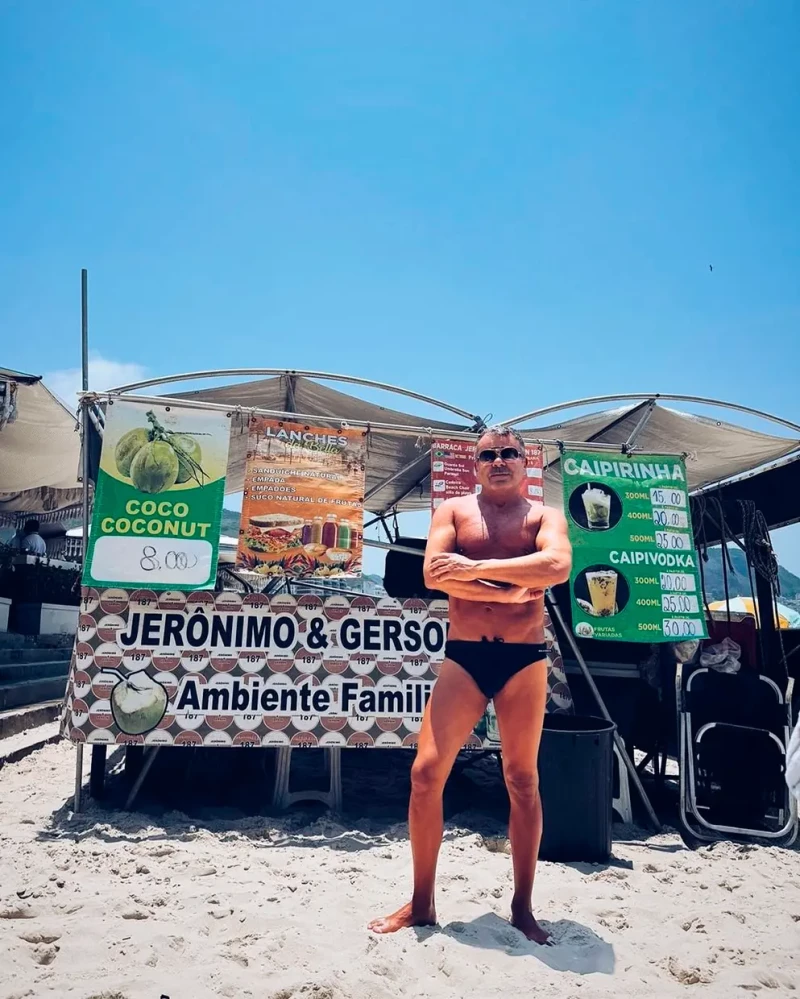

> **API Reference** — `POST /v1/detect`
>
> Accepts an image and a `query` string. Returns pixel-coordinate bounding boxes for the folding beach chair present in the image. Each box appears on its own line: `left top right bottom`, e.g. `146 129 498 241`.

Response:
676 662 797 844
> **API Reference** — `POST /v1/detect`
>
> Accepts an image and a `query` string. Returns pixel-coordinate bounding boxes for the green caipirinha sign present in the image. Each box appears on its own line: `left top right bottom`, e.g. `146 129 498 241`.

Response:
562 450 708 643
83 400 231 591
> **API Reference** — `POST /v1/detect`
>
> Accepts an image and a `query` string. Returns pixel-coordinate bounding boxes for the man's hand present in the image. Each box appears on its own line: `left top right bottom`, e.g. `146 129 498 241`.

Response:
428 552 479 582
501 585 545 604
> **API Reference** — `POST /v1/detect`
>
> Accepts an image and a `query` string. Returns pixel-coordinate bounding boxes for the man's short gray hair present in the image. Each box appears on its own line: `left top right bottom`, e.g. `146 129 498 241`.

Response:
476 423 527 453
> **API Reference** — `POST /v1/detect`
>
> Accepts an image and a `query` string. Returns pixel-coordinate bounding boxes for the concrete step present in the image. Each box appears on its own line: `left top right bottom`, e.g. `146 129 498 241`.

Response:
0 700 63 740
0 677 69 713
0 721 61 769
0 660 72 685
0 633 74 652
0 647 72 666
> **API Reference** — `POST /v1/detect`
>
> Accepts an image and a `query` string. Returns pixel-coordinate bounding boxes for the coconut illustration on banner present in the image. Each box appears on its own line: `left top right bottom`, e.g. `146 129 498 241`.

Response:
115 410 209 493
99 668 169 735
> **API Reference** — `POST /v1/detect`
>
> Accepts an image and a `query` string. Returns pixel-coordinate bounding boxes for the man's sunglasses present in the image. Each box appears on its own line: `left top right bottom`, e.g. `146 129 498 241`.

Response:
476 447 523 463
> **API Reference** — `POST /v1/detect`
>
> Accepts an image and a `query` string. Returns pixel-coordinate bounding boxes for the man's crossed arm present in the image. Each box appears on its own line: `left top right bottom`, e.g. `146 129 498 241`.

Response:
425 503 572 596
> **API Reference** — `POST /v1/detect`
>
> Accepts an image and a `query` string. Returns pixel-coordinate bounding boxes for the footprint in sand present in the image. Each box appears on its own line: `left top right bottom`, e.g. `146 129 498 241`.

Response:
17 931 61 944
587 870 630 885
29 942 60 965
492 925 524 950
597 909 630 931
0 903 37 920
680 918 707 934
664 956 714 985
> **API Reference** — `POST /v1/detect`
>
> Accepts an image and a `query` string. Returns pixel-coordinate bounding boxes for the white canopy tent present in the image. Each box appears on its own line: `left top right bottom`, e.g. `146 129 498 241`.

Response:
84 376 800 523
504 395 800 513
0 367 82 525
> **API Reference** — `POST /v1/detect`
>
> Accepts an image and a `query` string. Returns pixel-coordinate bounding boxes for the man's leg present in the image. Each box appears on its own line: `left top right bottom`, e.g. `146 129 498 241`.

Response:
368 659 488 933
492 658 550 944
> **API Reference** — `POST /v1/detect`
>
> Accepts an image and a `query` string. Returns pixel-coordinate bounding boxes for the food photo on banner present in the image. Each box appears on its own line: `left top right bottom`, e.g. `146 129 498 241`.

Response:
63 591 453 748
82 400 231 591
562 450 708 643
236 418 366 581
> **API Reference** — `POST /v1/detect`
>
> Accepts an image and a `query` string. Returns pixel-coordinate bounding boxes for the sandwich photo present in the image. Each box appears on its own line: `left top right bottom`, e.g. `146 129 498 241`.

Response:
243 513 304 557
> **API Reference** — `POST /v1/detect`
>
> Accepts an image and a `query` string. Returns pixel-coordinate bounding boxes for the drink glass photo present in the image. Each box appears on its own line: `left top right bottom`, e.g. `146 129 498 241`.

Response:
586 569 618 616
582 485 611 529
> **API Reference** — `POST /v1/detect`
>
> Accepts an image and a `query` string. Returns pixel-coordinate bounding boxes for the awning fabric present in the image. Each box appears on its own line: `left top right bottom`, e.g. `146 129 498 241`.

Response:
83 378 800 527
0 375 82 523
519 401 800 512
169 374 478 514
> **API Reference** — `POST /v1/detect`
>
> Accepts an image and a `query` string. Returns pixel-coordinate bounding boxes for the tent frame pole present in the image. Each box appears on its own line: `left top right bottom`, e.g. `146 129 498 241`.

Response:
502 392 800 437
79 391 655 454
105 367 483 425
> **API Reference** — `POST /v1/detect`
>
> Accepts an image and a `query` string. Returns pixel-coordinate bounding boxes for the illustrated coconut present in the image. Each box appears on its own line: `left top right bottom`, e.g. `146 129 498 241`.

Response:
101 668 169 736
115 411 208 492
172 433 202 484
129 440 180 494
115 427 150 477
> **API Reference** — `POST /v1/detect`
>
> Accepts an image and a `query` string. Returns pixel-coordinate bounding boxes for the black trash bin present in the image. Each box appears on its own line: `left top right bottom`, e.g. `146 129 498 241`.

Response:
538 713 617 863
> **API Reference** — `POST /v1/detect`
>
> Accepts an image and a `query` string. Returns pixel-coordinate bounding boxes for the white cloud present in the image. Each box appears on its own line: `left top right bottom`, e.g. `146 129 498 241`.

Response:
44 354 148 409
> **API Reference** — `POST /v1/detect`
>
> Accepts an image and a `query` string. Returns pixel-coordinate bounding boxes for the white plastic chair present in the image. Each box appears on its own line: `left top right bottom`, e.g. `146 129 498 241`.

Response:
271 747 343 812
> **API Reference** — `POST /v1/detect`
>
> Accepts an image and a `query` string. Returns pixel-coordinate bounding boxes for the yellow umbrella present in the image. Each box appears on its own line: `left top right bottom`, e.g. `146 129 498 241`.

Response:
707 596 800 630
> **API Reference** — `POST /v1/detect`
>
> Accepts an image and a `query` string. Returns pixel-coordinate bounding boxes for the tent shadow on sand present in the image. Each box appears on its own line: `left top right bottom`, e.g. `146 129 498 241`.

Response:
417 913 615 975
40 747 650 878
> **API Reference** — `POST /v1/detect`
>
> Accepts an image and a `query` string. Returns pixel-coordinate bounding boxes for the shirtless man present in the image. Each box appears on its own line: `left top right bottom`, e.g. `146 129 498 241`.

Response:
368 425 572 944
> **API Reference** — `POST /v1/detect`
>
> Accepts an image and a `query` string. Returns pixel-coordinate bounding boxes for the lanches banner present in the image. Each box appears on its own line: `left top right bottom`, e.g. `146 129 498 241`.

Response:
236 418 366 581
83 401 231 592
562 450 708 643
430 438 544 510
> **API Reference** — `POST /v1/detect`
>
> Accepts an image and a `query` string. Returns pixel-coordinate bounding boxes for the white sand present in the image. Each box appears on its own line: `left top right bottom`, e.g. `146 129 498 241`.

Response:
1 740 799 999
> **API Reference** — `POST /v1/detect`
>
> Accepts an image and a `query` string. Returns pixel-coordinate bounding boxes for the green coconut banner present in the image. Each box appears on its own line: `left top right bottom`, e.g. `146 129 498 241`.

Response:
562 449 708 643
83 400 231 591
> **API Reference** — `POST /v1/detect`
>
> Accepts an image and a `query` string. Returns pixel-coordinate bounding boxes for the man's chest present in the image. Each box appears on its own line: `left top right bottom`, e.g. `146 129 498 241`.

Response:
454 507 540 558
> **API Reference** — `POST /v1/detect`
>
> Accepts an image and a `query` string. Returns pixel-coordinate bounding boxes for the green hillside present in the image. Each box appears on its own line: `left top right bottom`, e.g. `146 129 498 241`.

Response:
701 545 800 609
220 508 242 536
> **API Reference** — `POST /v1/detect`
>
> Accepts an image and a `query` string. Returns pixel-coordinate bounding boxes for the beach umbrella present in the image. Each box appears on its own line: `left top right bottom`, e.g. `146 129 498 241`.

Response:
707 596 800 630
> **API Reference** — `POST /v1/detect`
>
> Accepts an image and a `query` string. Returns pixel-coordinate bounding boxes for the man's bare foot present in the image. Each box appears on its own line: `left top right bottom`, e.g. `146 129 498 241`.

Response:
511 908 551 945
368 901 437 935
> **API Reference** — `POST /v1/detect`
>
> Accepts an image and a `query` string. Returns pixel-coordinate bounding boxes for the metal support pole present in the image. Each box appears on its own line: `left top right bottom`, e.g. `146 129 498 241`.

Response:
74 269 90 815
364 538 430 557
73 743 84 812
623 399 657 451
545 593 662 832
81 269 89 391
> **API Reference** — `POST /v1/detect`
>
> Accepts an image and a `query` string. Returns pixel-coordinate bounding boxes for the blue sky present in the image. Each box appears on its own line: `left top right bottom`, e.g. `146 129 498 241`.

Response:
2 2 799 573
